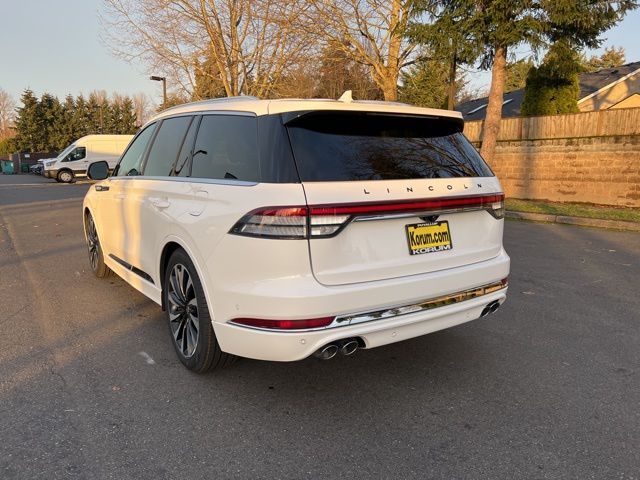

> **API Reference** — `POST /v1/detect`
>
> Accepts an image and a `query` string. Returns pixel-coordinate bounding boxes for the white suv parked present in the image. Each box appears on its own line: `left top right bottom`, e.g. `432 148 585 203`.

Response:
83 96 510 372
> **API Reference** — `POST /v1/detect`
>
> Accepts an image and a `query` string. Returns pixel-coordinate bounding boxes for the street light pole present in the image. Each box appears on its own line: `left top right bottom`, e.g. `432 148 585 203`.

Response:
149 75 167 106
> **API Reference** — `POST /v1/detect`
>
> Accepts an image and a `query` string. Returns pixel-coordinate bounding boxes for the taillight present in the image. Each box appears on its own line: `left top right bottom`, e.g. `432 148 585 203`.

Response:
229 207 309 239
230 316 335 330
486 195 505 219
229 206 352 239
230 194 505 239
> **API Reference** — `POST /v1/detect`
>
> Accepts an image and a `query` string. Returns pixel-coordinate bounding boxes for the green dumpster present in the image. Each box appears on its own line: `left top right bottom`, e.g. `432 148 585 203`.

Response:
21 163 29 173
1 160 14 174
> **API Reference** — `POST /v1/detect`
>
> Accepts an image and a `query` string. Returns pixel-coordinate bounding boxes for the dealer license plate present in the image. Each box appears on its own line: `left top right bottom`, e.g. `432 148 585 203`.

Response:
405 221 453 256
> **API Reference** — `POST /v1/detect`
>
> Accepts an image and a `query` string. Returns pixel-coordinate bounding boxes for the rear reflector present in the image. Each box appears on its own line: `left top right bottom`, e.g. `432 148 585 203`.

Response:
229 194 505 239
230 317 335 330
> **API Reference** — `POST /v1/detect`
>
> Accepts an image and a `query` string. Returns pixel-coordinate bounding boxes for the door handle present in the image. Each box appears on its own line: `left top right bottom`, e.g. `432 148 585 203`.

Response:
95 185 109 192
149 197 171 209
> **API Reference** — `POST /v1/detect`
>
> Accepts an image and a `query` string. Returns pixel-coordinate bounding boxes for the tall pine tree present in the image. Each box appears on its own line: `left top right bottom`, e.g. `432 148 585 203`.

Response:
412 0 637 162
118 97 138 134
13 89 40 152
12 90 149 152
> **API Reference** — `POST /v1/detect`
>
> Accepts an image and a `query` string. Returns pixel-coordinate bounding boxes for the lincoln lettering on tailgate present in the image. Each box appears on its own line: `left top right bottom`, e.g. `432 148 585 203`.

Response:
405 221 453 255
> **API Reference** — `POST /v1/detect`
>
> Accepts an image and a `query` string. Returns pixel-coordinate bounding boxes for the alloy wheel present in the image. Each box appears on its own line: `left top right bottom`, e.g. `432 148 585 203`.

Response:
167 263 200 358
86 215 99 271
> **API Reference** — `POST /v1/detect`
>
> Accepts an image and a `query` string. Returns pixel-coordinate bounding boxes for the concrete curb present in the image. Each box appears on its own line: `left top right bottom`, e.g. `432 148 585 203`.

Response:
506 211 640 232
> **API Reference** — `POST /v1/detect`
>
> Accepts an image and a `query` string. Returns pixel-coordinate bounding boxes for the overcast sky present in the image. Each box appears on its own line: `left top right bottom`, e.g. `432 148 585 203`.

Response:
1 0 640 105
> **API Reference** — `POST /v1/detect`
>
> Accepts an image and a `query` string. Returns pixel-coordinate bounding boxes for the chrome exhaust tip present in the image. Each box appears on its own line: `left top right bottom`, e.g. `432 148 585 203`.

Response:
314 344 339 360
340 340 359 356
481 301 501 317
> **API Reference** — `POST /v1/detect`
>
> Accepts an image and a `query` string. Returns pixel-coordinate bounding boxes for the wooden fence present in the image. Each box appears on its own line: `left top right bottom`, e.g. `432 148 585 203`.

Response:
463 107 640 142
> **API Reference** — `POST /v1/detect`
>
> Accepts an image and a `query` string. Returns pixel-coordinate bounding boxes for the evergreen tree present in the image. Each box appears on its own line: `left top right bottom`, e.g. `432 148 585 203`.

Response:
86 93 102 134
39 93 66 151
412 0 637 161
118 97 138 134
399 59 467 108
505 58 534 93
583 46 626 72
60 95 77 148
521 41 582 116
13 89 40 152
12 90 145 152
408 9 481 110
0 137 15 155
71 95 90 139
193 55 227 100
102 101 117 134
157 94 188 112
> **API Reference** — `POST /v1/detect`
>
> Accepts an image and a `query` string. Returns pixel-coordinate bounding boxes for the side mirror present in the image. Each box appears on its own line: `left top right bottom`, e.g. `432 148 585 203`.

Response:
87 161 110 181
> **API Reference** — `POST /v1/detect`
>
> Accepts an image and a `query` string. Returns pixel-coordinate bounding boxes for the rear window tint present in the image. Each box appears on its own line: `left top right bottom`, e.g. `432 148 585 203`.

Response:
191 115 259 182
286 112 493 181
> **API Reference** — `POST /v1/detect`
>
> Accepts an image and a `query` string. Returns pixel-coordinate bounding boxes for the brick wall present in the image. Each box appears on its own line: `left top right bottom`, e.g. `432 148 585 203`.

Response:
481 135 640 207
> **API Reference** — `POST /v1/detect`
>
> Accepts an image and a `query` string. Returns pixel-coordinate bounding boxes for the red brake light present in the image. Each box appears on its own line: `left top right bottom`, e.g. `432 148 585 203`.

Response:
230 317 335 330
309 194 505 217
229 194 505 239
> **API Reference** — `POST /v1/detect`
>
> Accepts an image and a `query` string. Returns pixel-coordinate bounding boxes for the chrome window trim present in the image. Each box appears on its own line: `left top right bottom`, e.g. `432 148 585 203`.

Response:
107 176 258 187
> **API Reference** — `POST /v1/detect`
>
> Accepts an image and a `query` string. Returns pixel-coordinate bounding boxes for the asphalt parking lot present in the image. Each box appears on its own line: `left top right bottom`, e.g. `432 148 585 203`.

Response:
1 175 639 479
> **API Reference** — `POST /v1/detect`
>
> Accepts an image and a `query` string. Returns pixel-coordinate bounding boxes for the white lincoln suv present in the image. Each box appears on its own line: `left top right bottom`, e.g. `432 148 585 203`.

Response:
83 96 510 372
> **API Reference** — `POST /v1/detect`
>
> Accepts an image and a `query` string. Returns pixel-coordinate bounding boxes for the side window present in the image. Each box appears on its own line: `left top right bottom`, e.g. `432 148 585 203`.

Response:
114 123 157 177
144 116 193 177
190 115 259 182
64 147 86 162
173 116 200 177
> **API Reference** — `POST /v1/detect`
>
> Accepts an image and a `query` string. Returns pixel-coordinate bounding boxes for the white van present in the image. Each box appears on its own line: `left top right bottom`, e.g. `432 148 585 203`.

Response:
43 135 133 183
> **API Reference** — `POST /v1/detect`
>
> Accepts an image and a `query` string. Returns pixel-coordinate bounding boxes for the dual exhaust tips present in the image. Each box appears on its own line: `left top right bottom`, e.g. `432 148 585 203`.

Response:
313 301 500 360
314 338 361 360
480 300 501 317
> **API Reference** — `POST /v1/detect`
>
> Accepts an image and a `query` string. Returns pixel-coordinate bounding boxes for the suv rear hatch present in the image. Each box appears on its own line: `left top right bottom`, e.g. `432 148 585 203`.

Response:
285 111 504 286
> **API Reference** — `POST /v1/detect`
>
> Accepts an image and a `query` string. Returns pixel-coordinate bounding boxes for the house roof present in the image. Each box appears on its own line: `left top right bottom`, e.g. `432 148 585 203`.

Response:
456 61 640 121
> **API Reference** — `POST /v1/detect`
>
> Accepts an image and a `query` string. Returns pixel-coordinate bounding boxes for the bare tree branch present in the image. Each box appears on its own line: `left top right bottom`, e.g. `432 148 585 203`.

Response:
101 0 315 99
301 0 418 101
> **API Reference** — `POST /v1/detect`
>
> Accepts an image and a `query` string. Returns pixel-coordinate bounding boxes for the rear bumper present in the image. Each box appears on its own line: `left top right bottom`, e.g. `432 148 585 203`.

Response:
213 248 510 361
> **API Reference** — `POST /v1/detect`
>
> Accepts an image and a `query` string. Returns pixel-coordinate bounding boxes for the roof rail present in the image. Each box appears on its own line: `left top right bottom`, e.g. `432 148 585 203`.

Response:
160 96 260 114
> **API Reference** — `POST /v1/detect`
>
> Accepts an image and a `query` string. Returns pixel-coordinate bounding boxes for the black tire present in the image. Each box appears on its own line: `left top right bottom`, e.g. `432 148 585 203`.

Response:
57 169 74 183
85 212 111 278
164 248 236 372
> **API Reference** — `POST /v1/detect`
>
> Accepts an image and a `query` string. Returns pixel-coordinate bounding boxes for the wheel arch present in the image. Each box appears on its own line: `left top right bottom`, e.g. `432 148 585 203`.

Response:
158 238 212 314
82 206 92 240
159 241 182 311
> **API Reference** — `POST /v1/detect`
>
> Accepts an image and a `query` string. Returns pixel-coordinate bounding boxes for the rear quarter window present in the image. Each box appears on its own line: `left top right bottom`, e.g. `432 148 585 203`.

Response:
190 115 260 182
285 111 493 181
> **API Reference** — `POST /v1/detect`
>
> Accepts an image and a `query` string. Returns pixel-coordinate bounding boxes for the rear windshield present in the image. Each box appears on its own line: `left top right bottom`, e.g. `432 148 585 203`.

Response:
285 112 493 181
